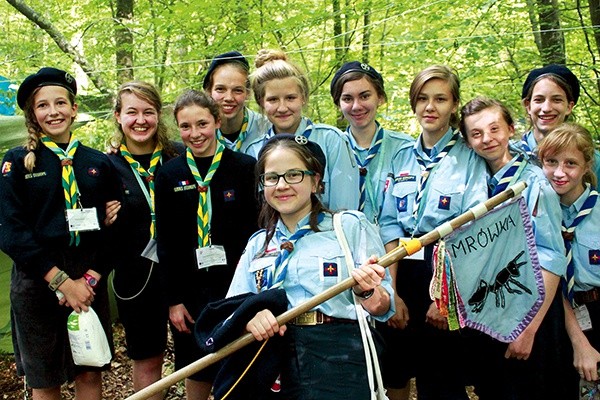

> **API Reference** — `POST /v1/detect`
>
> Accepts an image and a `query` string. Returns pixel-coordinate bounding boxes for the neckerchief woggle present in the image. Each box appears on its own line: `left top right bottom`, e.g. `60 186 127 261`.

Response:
186 142 225 247
217 108 249 152
268 212 324 290
562 185 598 305
120 142 163 239
348 122 384 213
41 133 81 246
412 129 460 224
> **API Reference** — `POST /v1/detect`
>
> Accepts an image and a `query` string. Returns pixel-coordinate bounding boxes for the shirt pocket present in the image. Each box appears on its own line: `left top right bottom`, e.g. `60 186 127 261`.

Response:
249 255 277 291
575 235 600 268
391 180 417 213
431 186 464 215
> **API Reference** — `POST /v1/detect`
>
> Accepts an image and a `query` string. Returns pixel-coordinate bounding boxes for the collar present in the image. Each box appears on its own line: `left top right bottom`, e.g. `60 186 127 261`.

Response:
414 127 455 159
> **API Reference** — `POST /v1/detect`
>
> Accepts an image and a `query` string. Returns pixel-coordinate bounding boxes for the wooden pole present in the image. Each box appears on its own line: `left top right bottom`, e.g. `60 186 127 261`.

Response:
125 181 527 400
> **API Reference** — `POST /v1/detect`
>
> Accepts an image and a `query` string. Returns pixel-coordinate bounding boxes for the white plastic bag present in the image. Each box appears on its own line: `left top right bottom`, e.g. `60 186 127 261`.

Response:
67 307 112 367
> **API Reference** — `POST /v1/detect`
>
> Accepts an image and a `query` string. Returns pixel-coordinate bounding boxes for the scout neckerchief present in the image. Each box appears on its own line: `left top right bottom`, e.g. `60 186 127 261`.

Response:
186 142 225 247
41 133 81 246
520 131 537 159
562 186 598 305
269 212 325 289
490 154 526 196
120 142 163 239
266 118 314 140
218 108 248 152
412 130 460 221
348 122 384 213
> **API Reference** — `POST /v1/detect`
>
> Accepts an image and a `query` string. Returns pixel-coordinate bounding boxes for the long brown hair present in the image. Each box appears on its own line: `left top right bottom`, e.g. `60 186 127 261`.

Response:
409 65 461 128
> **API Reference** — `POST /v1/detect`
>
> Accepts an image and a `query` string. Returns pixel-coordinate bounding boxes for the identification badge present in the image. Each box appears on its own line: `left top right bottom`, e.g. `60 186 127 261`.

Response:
66 208 100 232
141 238 159 263
575 304 593 332
400 236 425 260
196 245 227 270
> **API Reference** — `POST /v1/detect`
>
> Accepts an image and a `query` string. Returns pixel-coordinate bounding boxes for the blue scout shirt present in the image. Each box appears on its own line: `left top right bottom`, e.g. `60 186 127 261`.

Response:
217 108 270 156
487 150 566 276
520 130 600 180
379 128 488 243
343 125 415 225
227 211 395 322
562 184 600 291
245 117 360 212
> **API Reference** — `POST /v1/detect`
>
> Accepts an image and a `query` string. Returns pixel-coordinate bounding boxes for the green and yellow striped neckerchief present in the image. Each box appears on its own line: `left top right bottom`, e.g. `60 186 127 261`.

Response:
41 133 81 246
120 142 163 239
186 142 225 247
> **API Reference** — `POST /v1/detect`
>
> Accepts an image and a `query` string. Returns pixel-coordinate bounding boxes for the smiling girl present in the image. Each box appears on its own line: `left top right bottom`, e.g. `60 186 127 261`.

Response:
538 123 600 385
107 81 184 399
245 49 359 212
0 67 121 400
330 61 414 225
379 65 487 400
460 97 576 400
203 51 269 154
154 90 258 400
227 134 393 399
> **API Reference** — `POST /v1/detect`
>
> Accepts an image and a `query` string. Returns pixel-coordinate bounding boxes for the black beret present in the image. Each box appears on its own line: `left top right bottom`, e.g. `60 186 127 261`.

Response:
17 67 77 110
202 51 250 90
330 61 383 97
521 64 580 104
257 134 327 174
195 289 288 400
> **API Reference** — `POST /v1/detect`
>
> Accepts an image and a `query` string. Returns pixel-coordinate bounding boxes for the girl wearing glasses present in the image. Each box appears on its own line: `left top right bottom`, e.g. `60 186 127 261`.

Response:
227 134 394 399
154 90 259 400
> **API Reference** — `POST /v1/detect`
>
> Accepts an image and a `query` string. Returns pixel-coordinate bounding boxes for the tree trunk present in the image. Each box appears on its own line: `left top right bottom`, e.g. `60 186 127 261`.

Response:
362 1 371 63
5 0 111 101
115 0 134 83
332 0 343 67
536 0 566 65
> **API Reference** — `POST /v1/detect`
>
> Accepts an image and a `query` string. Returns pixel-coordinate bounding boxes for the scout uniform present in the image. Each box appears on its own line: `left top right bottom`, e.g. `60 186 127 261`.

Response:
216 107 270 155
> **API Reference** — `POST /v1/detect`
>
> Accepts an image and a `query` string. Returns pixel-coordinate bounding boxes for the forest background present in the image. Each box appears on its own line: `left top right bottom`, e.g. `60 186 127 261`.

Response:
1 0 600 153
0 0 597 396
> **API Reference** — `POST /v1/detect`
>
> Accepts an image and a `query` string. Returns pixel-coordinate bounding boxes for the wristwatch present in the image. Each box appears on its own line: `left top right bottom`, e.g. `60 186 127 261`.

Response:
83 273 98 288
354 288 375 300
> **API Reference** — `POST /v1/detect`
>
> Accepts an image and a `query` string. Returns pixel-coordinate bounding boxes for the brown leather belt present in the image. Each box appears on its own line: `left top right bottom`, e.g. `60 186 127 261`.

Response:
289 310 356 325
574 287 600 305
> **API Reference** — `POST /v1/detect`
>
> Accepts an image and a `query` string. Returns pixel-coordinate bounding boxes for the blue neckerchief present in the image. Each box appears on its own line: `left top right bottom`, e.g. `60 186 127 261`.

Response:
348 122 384 212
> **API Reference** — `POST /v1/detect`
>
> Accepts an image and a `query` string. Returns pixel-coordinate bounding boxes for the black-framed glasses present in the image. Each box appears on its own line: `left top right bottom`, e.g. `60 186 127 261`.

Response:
260 169 315 187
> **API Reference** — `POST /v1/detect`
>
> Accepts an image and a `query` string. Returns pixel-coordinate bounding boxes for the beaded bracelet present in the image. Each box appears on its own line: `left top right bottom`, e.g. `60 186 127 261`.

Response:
48 270 69 291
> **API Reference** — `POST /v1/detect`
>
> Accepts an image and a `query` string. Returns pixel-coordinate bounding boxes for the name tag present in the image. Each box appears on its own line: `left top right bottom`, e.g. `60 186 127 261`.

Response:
399 236 424 260
141 238 159 263
575 304 592 331
196 245 227 270
66 208 100 232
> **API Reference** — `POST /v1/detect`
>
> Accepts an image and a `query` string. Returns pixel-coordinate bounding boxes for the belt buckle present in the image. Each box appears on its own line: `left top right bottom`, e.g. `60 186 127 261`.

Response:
295 311 318 325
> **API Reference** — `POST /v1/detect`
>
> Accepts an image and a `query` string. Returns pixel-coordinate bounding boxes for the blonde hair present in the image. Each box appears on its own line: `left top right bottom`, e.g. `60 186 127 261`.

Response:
409 65 461 128
538 123 597 187
23 87 76 172
112 81 177 157
250 49 310 110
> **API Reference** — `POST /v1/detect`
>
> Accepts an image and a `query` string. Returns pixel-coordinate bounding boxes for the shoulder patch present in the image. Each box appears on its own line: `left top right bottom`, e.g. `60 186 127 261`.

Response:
2 161 12 176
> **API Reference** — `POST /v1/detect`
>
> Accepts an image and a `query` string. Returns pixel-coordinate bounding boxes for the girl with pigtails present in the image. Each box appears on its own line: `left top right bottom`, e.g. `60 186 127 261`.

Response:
0 67 121 400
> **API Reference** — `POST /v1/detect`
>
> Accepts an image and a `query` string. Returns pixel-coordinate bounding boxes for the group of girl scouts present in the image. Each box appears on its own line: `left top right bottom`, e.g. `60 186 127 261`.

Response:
0 46 597 400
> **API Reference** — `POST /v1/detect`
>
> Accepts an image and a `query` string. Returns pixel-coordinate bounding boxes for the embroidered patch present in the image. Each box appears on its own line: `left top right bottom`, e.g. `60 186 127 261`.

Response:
396 195 408 212
223 189 235 202
394 174 416 183
323 262 338 277
24 171 47 179
438 195 451 210
383 173 393 193
87 167 99 176
1 161 12 176
174 180 196 192
589 249 600 265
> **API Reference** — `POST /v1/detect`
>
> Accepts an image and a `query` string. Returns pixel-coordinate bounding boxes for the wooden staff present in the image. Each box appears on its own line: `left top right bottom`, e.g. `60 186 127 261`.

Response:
126 181 527 400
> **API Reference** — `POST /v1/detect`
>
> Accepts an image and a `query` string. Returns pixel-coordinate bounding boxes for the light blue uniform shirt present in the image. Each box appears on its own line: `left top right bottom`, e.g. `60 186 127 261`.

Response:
245 117 360 212
227 211 395 322
379 128 488 243
217 108 270 156
344 126 414 225
520 130 600 180
487 151 566 276
562 185 600 291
